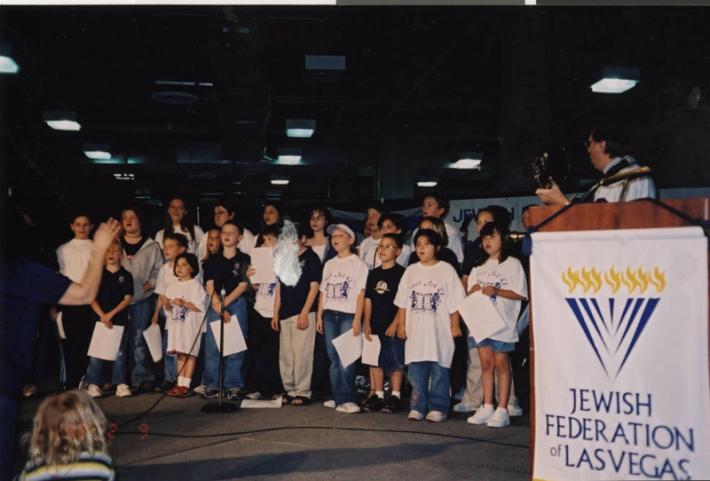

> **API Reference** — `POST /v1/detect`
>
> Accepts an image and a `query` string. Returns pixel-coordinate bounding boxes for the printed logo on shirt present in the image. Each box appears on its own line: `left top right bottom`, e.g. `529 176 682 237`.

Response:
232 262 241 278
259 282 277 298
171 305 189 322
409 280 444 313
374 280 390 295
118 275 125 284
324 273 353 302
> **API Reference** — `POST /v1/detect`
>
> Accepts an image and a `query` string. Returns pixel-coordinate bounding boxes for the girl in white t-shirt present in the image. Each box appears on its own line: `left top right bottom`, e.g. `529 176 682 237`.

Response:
466 221 527 428
317 224 368 414
394 229 465 423
165 253 206 397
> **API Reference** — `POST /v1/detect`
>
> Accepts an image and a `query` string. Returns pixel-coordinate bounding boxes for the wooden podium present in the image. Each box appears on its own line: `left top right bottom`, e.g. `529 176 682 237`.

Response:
526 197 710 480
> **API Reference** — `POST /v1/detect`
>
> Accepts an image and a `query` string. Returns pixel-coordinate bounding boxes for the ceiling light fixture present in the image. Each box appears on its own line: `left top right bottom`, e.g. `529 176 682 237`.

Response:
0 43 19 74
417 180 438 188
277 147 303 165
271 175 290 185
83 143 112 160
286 119 316 138
43 111 81 131
113 173 135 181
590 66 640 94
450 153 482 170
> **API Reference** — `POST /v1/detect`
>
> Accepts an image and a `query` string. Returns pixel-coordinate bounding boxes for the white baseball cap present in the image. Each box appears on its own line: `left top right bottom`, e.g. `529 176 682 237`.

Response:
327 223 356 239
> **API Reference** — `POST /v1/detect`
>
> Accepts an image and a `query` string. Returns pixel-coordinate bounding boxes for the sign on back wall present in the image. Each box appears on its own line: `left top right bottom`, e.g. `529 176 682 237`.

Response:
530 227 710 481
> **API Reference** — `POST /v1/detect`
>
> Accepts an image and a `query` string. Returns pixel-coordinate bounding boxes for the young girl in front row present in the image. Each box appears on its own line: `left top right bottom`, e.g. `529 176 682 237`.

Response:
317 224 368 414
18 390 115 480
466 221 527 428
395 229 465 423
164 253 206 397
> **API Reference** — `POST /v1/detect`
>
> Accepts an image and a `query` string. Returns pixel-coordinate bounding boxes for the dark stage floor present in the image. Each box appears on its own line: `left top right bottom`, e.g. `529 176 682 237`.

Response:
17 392 531 481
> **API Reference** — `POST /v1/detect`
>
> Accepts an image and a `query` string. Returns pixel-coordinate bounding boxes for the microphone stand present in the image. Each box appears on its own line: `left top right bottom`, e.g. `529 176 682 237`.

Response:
202 288 239 413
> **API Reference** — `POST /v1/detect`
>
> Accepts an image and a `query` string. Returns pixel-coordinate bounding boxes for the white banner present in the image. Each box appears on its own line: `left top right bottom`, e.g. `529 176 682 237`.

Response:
531 227 710 481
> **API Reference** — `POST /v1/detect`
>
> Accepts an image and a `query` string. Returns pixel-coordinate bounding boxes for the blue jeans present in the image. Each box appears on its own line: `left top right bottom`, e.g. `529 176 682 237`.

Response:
323 310 356 405
86 327 129 386
204 298 248 390
408 361 450 414
127 297 155 387
161 320 176 383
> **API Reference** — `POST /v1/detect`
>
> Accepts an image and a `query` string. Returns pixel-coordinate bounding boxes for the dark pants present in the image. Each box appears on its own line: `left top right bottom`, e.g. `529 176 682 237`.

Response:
250 311 283 397
60 305 95 389
450 333 469 398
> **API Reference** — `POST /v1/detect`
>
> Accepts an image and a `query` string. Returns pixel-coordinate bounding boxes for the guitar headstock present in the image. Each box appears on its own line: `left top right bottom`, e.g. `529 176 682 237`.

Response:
532 152 553 189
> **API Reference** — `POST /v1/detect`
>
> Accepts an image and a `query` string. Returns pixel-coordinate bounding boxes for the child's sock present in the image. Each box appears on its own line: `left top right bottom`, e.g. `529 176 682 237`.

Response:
392 390 401 398
178 376 191 388
375 390 385 399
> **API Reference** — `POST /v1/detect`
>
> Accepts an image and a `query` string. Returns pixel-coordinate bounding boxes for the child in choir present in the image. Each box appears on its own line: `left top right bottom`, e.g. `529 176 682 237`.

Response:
395 229 465 422
151 232 188 392
154 196 204 254
410 192 464 264
164 253 206 397
358 206 383 269
197 197 255 259
201 227 222 266
202 220 251 399
362 234 406 413
466 221 527 428
272 221 322 405
85 241 134 398
408 216 460 273
305 206 333 263
17 390 115 481
374 213 411 268
249 224 283 399
317 224 368 414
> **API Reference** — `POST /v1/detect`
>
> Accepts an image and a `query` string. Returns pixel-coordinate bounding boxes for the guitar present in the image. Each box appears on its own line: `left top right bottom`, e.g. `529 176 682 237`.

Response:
531 147 571 190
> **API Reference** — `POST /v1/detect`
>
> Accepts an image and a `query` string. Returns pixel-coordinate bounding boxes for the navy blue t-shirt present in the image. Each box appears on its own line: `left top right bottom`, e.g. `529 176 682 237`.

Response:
365 264 405 336
0 258 71 397
95 267 134 326
279 247 322 319
203 250 251 300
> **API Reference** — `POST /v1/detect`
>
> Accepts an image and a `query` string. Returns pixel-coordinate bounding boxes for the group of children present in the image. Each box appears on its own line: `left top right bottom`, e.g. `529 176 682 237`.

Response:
48 193 528 426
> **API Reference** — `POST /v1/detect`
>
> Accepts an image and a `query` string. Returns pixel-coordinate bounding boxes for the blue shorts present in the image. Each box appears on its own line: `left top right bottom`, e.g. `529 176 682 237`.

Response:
378 336 405 371
472 337 516 353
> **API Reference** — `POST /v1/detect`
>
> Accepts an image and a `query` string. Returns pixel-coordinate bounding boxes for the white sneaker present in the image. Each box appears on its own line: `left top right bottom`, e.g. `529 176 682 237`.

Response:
335 402 361 414
453 401 477 413
487 407 510 428
408 410 424 421
426 410 446 423
323 400 336 409
87 384 102 398
193 384 206 395
115 384 132 398
246 391 262 400
467 404 495 425
507 403 523 417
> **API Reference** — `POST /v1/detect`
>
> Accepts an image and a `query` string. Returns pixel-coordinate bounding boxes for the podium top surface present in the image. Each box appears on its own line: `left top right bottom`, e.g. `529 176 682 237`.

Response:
526 197 710 232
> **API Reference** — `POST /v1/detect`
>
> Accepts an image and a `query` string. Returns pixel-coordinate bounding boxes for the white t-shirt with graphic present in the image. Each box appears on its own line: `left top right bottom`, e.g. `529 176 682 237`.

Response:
320 254 368 314
255 282 278 319
466 256 528 343
394 261 466 368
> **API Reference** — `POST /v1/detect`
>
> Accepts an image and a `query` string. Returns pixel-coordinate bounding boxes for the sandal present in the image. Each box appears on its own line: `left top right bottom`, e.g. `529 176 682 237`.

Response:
292 396 311 406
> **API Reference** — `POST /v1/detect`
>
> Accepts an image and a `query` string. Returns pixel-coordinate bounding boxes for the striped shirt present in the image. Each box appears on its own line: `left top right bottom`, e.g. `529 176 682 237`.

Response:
17 451 114 481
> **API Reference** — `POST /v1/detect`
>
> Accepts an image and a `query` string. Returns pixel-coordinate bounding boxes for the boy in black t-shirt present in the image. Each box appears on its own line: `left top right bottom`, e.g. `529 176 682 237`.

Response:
86 241 134 398
201 220 251 399
272 222 322 405
363 233 406 413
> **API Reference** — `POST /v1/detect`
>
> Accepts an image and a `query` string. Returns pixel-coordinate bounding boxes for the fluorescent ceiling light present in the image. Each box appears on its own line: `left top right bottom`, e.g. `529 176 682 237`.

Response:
43 111 81 131
276 147 303 165
286 119 315 138
590 66 640 94
450 156 482 170
271 179 290 186
83 144 111 160
0 55 19 74
417 181 438 188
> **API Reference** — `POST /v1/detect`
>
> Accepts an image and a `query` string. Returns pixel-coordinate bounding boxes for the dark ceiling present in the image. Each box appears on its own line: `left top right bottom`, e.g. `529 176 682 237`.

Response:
2 5 710 227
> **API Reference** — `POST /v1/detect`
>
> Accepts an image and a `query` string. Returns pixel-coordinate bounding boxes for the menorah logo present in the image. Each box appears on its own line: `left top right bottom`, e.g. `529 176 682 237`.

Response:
562 266 666 380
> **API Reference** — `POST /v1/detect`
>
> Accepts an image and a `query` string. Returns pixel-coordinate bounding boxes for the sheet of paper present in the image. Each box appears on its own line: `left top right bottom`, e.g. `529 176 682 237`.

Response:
142 323 163 362
362 334 381 367
248 247 276 284
458 291 507 343
87 322 125 361
331 328 363 368
240 396 283 409
56 311 66 339
209 314 247 356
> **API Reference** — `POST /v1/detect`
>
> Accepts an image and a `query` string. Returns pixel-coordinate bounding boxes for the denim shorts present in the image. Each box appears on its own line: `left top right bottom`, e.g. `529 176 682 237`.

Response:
379 336 405 371
473 337 516 353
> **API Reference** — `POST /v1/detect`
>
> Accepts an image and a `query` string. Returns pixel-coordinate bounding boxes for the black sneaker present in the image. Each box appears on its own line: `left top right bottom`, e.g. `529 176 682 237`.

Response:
201 388 221 399
381 395 403 414
362 395 385 412
155 380 176 393
226 388 243 401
